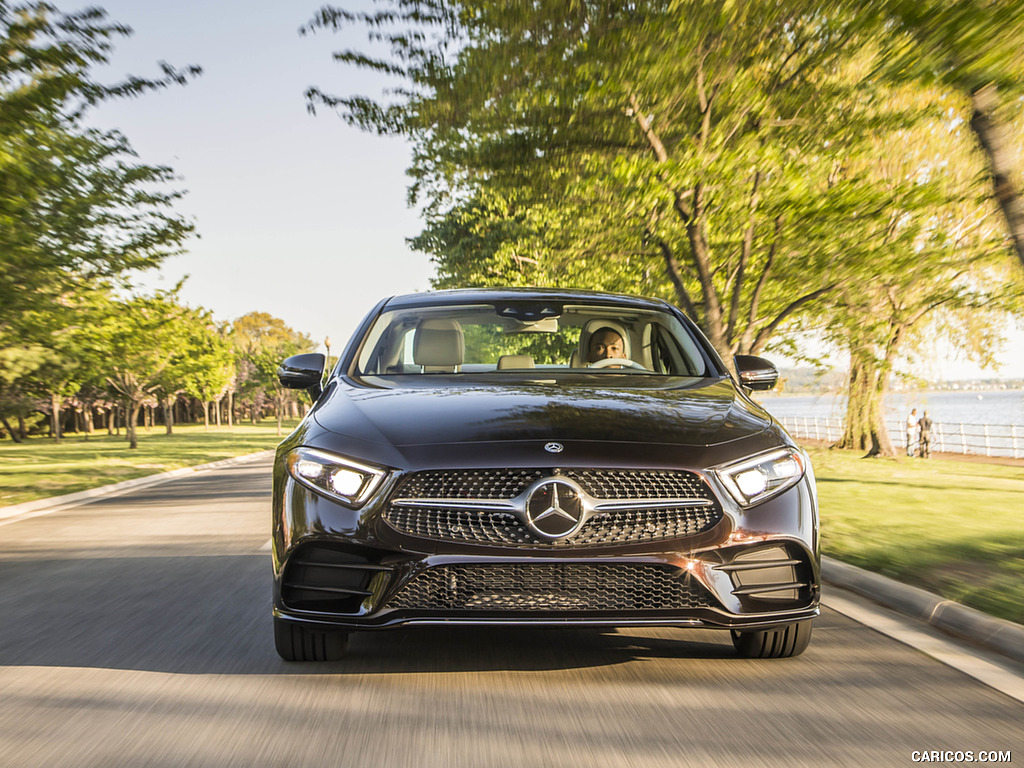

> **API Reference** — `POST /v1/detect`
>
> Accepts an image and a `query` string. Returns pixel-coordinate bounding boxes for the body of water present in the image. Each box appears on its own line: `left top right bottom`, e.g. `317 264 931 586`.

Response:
755 389 1024 457
756 389 1024 427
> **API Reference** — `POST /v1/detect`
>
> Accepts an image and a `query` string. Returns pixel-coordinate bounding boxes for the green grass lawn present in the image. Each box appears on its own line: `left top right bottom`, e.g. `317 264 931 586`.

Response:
0 420 299 508
808 447 1024 625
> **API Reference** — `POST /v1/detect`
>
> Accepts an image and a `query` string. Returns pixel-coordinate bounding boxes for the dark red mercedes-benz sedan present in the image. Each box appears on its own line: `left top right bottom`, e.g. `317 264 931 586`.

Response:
272 288 819 661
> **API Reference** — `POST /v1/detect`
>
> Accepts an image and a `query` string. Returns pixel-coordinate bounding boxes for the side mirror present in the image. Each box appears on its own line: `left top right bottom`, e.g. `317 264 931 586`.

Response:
278 353 326 400
734 355 778 391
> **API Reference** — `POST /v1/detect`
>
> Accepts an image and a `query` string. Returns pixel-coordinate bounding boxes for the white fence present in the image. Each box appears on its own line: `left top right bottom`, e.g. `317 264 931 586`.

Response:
776 416 1024 459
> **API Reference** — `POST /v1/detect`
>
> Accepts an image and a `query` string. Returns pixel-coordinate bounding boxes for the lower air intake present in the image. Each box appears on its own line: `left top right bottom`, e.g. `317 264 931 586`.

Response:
385 563 714 612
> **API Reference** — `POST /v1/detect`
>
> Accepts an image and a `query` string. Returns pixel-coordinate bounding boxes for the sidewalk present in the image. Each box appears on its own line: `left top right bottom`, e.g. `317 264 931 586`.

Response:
797 437 1024 468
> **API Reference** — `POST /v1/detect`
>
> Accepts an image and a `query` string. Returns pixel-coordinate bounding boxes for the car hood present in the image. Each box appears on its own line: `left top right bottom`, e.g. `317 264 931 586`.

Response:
311 377 772 448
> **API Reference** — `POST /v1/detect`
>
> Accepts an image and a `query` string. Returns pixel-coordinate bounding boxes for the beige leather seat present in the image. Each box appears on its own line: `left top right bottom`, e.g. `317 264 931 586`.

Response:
413 319 464 373
497 354 535 369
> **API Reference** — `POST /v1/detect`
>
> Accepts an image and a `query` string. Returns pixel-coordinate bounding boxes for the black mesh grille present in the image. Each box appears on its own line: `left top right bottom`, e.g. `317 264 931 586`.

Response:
385 468 722 547
561 469 712 500
393 468 713 501
396 469 547 500
384 563 715 612
385 505 720 547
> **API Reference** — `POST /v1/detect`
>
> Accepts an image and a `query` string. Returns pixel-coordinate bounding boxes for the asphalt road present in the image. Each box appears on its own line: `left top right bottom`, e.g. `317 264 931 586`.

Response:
1 457 1021 767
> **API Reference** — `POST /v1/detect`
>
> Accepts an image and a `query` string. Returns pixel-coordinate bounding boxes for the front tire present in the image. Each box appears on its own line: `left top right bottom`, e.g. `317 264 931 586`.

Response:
274 617 349 661
731 620 812 658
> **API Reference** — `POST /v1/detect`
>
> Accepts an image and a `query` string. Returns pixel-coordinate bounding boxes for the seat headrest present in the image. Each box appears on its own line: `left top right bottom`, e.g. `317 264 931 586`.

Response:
578 319 630 362
413 318 465 367
497 354 535 369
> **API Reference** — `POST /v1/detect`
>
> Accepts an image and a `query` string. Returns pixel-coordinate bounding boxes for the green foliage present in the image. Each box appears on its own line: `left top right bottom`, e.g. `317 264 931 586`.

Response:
231 312 315 422
306 0 941 360
0 2 207 441
309 0 1023 454
176 312 235 405
856 0 1024 94
0 2 199 335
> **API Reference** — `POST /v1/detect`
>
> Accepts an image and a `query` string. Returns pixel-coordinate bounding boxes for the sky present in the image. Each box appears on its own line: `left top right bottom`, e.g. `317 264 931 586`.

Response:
84 0 434 353
80 0 1022 378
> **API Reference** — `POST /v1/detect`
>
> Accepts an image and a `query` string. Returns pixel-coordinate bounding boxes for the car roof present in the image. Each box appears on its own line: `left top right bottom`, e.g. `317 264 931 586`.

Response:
381 287 673 311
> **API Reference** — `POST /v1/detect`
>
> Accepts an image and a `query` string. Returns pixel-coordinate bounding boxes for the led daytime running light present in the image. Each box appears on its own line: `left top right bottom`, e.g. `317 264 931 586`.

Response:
716 447 806 507
286 447 387 508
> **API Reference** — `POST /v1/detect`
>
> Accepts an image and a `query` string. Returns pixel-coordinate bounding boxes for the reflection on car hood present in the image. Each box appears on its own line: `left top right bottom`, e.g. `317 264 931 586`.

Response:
312 377 772 447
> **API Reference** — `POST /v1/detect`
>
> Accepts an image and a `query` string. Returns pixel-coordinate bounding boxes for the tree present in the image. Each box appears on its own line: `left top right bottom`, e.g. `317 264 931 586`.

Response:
0 345 54 441
850 0 1024 271
87 292 190 449
232 312 313 433
303 1 901 362
0 2 200 440
0 1 199 341
307 0 1022 460
811 82 1018 456
176 311 235 430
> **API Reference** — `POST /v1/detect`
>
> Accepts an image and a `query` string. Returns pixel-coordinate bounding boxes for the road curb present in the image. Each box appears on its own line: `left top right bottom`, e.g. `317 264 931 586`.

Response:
0 449 275 521
822 555 1024 666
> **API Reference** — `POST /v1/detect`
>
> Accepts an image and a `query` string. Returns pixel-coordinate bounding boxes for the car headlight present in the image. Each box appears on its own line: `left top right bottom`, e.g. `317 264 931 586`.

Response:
715 447 806 507
285 446 388 508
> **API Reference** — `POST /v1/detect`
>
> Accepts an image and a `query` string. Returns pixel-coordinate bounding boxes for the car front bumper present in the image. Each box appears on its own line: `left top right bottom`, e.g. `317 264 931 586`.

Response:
272 456 820 633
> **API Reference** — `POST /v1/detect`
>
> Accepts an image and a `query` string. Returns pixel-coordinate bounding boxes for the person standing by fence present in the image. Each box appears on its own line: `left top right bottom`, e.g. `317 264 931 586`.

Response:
918 411 933 458
906 408 919 457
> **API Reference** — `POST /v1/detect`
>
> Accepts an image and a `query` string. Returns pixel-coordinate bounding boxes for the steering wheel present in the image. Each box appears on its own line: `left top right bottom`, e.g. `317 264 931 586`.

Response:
588 357 647 370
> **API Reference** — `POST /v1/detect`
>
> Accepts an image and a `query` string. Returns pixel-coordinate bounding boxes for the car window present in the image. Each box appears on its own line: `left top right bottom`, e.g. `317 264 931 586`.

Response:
354 302 708 378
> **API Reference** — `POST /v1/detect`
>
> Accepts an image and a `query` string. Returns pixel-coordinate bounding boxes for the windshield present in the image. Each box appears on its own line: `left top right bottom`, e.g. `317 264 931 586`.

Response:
353 301 710 378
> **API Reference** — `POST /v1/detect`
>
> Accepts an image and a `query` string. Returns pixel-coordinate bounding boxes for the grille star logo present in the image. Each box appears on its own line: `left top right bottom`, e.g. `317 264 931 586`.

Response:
525 479 585 539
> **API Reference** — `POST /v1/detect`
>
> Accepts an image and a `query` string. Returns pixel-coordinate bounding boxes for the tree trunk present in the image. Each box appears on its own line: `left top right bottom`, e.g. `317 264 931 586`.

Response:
163 395 174 435
971 84 1024 272
0 415 22 443
834 347 896 457
215 397 222 427
50 393 62 443
128 401 141 449
202 401 210 430
227 391 234 428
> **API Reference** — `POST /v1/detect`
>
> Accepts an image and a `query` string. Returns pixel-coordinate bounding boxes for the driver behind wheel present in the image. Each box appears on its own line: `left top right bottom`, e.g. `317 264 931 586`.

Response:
587 327 626 364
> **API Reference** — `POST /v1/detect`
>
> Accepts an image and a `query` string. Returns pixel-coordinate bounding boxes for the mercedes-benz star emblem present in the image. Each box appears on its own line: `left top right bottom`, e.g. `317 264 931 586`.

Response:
525 479 585 539
544 442 564 453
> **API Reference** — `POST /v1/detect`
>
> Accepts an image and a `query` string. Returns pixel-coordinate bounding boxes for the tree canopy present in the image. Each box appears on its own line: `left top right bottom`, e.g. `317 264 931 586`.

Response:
0 2 201 335
307 0 1023 456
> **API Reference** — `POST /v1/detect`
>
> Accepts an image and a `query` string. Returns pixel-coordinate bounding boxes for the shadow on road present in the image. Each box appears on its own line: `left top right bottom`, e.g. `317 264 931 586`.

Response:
0 550 740 675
